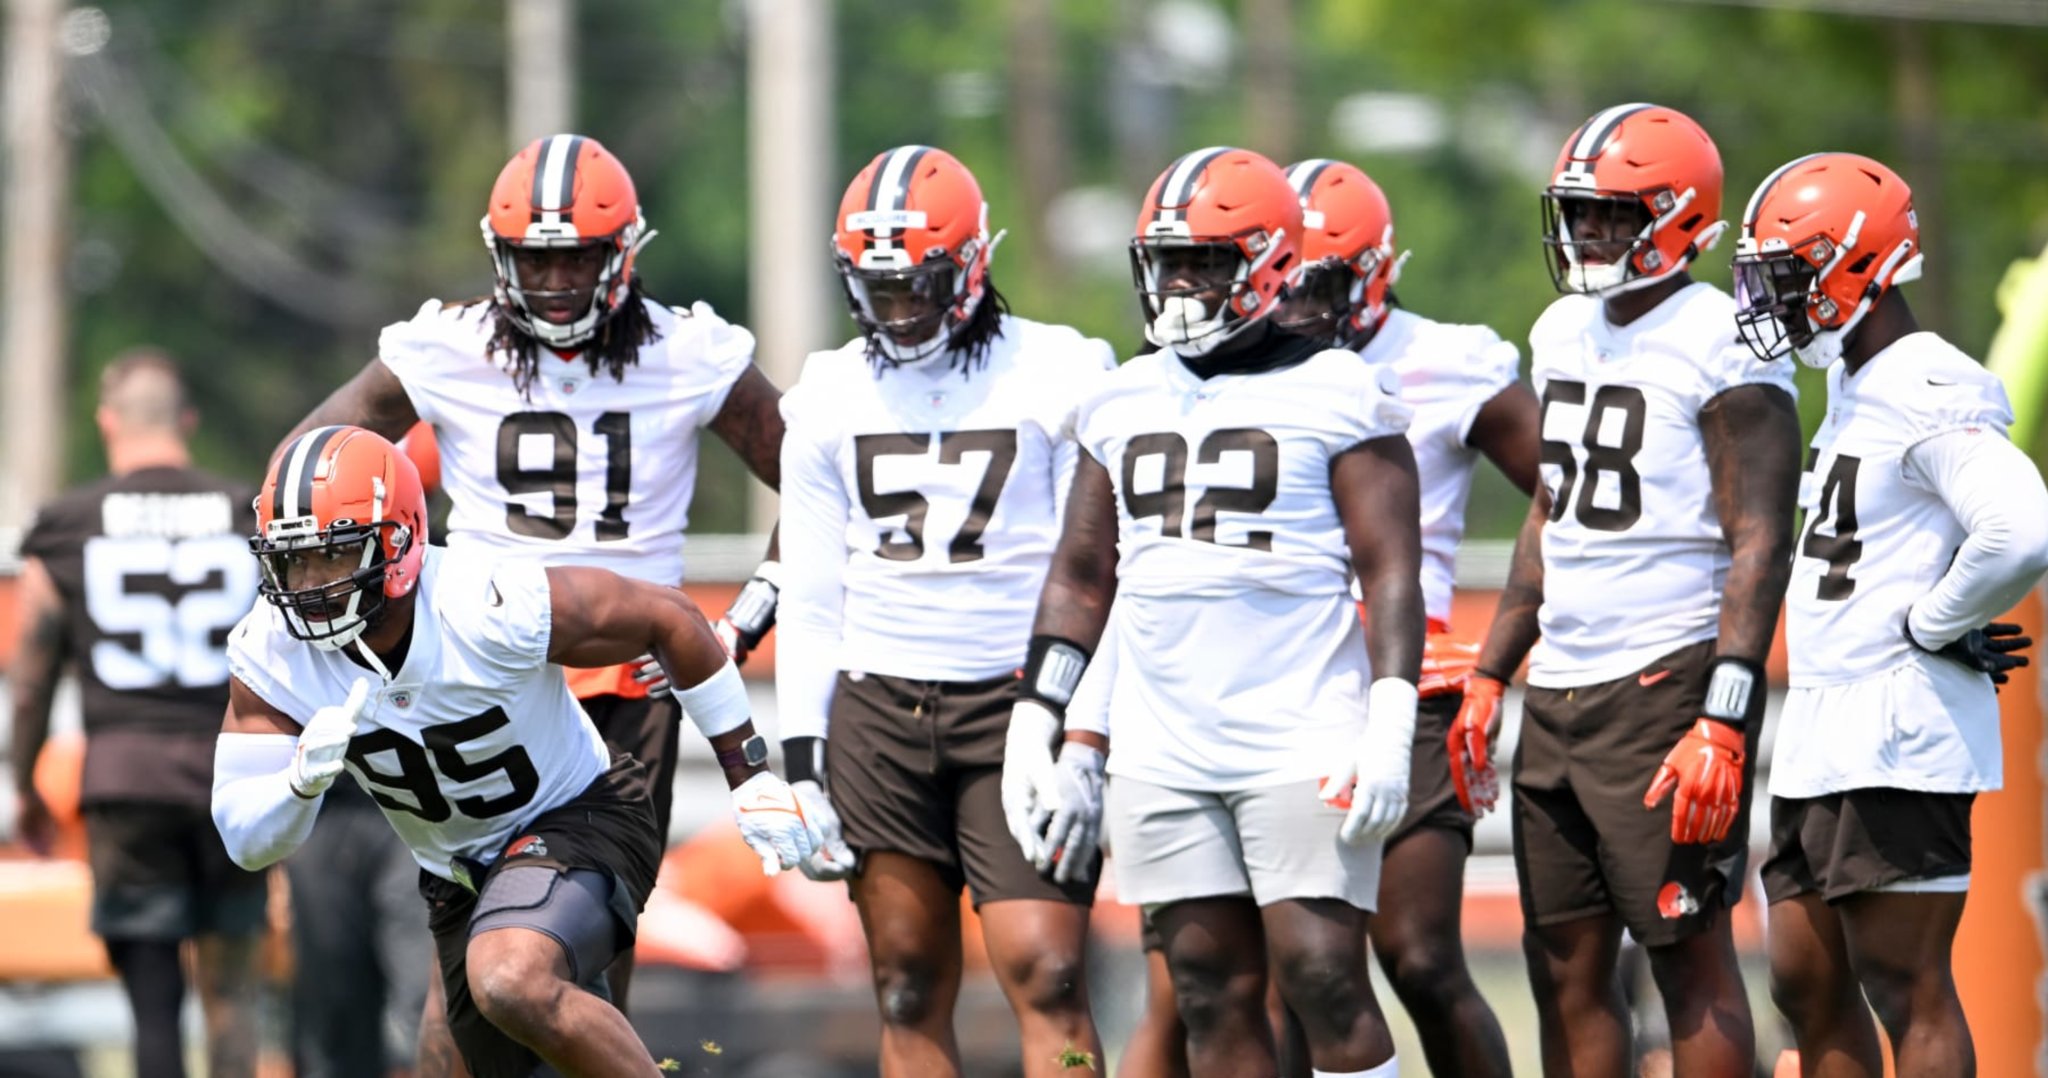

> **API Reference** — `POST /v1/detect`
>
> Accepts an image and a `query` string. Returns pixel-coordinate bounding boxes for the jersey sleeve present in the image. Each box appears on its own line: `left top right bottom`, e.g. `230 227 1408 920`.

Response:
1901 368 2015 448
1049 335 1120 520
1700 335 1799 404
376 300 469 427
18 496 76 565
225 611 315 726
462 559 555 671
675 301 759 430
773 374 850 741
1325 351 1414 453
1445 326 1523 443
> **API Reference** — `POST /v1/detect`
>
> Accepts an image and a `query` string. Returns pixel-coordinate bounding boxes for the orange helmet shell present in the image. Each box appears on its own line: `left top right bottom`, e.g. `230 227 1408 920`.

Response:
482 135 649 348
1738 152 1919 330
1134 147 1302 321
832 146 995 363
1285 159 1405 336
257 426 428 608
1544 104 1725 292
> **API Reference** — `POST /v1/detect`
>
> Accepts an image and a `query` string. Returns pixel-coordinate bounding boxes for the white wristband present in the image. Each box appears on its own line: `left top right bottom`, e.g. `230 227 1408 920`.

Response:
1366 677 1420 743
672 660 753 738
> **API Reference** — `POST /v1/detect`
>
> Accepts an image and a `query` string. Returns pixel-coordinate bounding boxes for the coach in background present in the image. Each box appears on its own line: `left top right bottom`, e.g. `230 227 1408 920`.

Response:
10 351 265 1078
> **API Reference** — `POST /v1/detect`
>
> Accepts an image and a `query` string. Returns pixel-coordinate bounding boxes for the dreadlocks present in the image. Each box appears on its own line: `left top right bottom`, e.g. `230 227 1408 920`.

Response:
486 276 665 400
863 280 1012 377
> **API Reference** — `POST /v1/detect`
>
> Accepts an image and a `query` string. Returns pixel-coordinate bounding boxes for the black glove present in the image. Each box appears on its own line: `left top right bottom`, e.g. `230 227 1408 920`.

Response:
1909 618 2032 686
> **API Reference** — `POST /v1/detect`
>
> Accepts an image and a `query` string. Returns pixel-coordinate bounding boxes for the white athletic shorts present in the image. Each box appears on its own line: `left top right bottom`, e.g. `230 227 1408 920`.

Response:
1106 775 1381 911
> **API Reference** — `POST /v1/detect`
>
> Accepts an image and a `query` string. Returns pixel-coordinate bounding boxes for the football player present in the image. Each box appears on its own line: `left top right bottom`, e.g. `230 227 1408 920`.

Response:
1448 104 1803 1075
1116 158 1535 1078
1010 146 1423 1078
1735 153 2048 1077
212 426 815 1078
280 134 784 1011
10 352 265 1078
775 145 1115 1077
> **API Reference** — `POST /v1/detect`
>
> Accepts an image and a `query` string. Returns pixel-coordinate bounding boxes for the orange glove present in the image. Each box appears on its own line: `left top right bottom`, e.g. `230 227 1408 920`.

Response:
1419 635 1481 698
1447 674 1504 816
1643 718 1746 845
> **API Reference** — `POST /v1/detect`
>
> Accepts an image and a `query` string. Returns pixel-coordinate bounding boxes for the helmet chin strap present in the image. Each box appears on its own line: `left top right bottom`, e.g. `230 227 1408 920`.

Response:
352 636 395 681
1793 242 1923 370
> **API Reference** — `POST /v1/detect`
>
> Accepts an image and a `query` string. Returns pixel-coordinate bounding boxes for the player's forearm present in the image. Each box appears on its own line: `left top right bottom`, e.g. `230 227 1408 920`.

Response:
1360 571 1425 684
1704 384 1801 661
1476 493 1549 679
211 734 322 870
7 604 64 794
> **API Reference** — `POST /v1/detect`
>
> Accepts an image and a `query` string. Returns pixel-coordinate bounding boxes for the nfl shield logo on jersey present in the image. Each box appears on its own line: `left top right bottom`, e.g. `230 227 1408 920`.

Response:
388 689 413 710
561 376 581 396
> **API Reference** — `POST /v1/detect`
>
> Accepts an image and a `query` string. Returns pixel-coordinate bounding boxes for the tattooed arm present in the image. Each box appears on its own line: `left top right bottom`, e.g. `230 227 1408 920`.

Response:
707 365 786 491
8 557 70 854
1702 384 1802 663
283 359 421 448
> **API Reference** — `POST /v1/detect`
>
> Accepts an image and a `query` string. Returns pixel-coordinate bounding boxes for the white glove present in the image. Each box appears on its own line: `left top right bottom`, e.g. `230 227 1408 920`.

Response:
289 677 372 798
1318 678 1419 845
629 652 671 695
790 779 855 881
1034 742 1105 885
1003 700 1062 865
731 771 818 876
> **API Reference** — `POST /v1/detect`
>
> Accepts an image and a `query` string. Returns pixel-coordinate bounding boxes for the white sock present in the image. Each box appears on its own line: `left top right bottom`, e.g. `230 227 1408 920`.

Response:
1313 1056 1398 1078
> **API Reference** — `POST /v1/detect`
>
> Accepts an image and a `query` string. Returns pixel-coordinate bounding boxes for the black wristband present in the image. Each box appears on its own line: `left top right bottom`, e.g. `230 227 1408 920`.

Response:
1019 635 1091 711
1702 656 1767 726
783 735 825 786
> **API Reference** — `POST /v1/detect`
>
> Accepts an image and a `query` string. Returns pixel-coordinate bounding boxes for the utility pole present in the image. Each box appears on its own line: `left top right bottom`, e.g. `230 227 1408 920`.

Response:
745 0 832 531
506 0 575 150
3 0 72 532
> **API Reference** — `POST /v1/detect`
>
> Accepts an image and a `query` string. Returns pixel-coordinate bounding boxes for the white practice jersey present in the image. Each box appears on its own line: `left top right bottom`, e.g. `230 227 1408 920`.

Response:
1771 333 2015 797
1361 309 1522 628
1526 283 1797 688
227 549 609 882
379 297 755 584
1080 346 1413 790
777 317 1115 698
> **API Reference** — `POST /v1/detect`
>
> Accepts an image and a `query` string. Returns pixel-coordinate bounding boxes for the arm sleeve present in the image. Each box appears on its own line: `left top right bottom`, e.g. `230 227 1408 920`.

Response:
1903 428 2048 647
772 387 849 741
211 733 322 870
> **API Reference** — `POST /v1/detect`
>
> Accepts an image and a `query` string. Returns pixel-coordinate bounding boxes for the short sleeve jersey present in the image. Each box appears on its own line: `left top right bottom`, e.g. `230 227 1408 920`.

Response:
378 297 755 584
227 549 609 882
1526 282 1797 687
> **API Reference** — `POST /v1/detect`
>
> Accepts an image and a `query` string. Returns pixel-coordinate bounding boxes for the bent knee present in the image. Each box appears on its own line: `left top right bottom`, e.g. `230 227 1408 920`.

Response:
1000 948 1089 1016
467 942 567 1035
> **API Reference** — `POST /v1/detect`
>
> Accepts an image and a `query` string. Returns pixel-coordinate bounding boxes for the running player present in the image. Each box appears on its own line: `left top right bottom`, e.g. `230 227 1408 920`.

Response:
1013 146 1423 1078
1449 103 1803 1076
11 352 265 1078
775 145 1115 1077
281 135 783 1010
1735 152 2048 1078
214 426 814 1077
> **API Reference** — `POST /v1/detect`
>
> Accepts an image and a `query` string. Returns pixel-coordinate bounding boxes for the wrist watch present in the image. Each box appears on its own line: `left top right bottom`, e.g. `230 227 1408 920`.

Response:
716 734 769 771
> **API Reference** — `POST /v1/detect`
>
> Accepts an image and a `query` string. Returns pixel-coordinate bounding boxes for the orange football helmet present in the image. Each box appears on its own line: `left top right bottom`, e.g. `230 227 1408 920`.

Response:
481 134 652 349
1131 147 1301 356
833 145 999 365
253 426 427 651
1733 152 1922 369
1541 104 1725 296
1275 159 1408 344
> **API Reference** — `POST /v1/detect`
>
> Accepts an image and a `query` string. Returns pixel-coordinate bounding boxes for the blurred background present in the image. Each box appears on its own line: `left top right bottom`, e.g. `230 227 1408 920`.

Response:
2 0 2048 1074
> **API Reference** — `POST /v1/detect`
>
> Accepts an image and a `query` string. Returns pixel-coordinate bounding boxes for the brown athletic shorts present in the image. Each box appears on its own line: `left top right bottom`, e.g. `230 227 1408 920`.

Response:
417 754 662 1078
580 692 679 842
1761 788 1974 904
827 670 1097 907
83 801 269 941
1388 691 1475 850
1512 639 1759 947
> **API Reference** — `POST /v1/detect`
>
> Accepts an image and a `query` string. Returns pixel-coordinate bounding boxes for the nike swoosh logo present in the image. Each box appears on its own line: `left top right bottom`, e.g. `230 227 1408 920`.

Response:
1639 669 1673 687
487 583 503 608
1927 378 1956 386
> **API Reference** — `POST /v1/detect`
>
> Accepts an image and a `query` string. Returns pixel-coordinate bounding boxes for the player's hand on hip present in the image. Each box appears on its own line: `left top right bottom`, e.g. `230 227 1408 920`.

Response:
1643 717 1746 845
1002 700 1062 865
788 779 854 881
1037 740 1105 885
1448 674 1505 817
290 677 373 798
629 653 671 694
1911 617 2032 687
731 771 816 876
1322 678 1419 845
